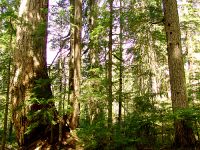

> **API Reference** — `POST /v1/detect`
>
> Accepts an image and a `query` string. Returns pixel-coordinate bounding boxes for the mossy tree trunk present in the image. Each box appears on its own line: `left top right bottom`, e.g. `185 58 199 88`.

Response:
11 0 53 147
68 0 75 109
162 0 196 148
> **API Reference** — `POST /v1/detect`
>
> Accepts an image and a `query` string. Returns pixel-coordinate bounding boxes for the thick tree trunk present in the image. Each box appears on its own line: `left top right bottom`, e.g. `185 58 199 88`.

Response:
68 0 82 130
162 0 196 148
10 0 55 148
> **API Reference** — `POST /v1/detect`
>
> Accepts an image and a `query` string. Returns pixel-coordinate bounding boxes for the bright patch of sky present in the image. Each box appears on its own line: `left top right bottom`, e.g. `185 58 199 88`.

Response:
47 0 69 65
47 0 58 65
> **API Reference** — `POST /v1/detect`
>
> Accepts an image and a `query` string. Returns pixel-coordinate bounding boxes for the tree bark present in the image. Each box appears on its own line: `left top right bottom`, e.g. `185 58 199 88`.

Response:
10 0 53 147
68 0 75 107
162 0 196 148
108 0 113 128
118 0 123 126
58 43 63 146
2 56 11 150
68 0 82 130
2 17 13 150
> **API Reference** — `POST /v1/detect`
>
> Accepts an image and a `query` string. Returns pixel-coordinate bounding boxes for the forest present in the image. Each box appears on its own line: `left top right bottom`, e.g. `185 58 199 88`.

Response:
0 0 200 149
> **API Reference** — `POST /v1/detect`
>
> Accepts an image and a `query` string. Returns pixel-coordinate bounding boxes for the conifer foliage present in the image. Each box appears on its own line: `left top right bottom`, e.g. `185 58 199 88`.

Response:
0 0 200 149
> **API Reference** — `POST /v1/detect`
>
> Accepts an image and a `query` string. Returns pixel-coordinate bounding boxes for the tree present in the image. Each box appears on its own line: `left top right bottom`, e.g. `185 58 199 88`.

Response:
68 0 82 130
2 34 12 150
162 0 196 147
0 0 199 149
108 0 113 128
118 0 123 126
10 0 53 147
0 1 17 148
86 0 101 125
68 0 75 111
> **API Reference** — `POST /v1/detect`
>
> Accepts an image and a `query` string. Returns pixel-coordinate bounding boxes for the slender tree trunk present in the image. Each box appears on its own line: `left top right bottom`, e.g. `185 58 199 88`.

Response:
58 43 63 146
87 0 100 125
69 0 82 130
118 0 123 126
62 56 67 114
108 0 113 128
68 0 75 107
2 57 11 150
162 0 196 148
10 0 53 147
2 17 13 150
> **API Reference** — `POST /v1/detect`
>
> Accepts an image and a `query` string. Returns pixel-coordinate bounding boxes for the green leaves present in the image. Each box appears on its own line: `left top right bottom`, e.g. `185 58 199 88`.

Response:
148 5 163 22
31 78 52 99
171 107 200 121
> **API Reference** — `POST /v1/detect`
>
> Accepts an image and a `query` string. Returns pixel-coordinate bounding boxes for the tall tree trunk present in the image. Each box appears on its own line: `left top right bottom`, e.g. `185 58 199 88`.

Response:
2 18 13 150
2 17 13 150
2 57 11 150
68 0 82 130
10 0 53 147
58 44 63 146
118 0 123 126
162 0 196 148
108 0 113 128
68 0 75 108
